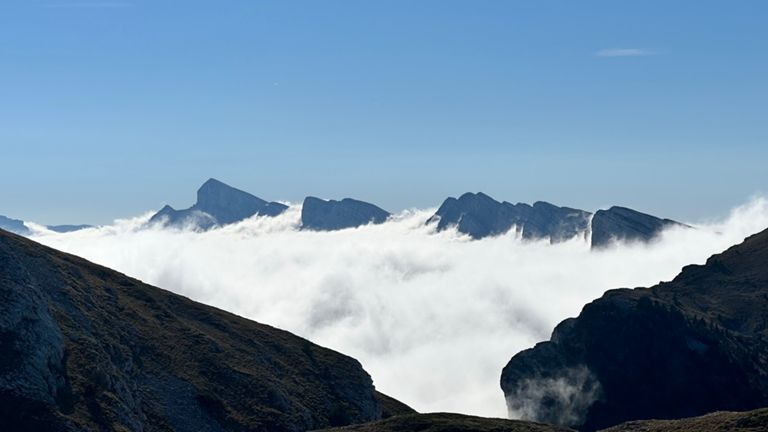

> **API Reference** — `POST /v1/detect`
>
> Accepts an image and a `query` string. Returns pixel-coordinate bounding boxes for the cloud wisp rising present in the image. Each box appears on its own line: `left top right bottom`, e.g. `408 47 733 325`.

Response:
29 197 768 418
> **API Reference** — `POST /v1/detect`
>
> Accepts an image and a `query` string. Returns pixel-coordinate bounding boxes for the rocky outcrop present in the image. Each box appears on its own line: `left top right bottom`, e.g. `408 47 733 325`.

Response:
149 178 287 230
590 206 685 248
0 229 393 431
316 413 574 432
501 228 768 431
427 193 591 242
427 193 688 247
301 197 390 231
602 408 768 432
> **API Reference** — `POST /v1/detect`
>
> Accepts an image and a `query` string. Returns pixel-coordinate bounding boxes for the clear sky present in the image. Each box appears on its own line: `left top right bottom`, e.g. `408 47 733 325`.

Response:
1 1 766 225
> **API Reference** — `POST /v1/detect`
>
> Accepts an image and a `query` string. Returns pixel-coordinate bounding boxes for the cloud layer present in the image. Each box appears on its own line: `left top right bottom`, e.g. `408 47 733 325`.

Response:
30 197 768 417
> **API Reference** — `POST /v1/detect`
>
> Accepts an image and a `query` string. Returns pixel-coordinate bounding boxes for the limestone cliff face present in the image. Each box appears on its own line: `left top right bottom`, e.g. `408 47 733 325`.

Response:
590 206 685 248
0 229 390 432
427 193 685 248
426 193 591 242
301 197 390 231
149 178 287 229
501 228 768 431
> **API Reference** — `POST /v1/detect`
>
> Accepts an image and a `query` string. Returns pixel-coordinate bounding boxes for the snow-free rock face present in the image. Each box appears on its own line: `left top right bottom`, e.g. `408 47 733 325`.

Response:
427 193 687 247
46 224 92 233
0 228 392 431
501 228 768 431
148 178 287 229
427 193 591 242
590 206 685 248
301 197 390 231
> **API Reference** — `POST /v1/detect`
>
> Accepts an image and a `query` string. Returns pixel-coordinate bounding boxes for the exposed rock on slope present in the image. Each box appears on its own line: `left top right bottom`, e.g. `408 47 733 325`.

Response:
426 193 590 242
0 229 390 431
315 413 574 432
149 178 287 230
301 197 390 231
428 193 687 247
590 206 685 248
601 408 768 432
501 228 768 431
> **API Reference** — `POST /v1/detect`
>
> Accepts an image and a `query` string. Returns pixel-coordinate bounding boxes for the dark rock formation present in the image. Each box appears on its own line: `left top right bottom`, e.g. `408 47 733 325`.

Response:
427 193 591 242
373 392 416 420
47 225 92 233
590 206 684 248
501 228 768 431
0 228 393 431
601 407 768 432
301 197 390 231
316 412 574 432
0 215 31 236
149 178 287 230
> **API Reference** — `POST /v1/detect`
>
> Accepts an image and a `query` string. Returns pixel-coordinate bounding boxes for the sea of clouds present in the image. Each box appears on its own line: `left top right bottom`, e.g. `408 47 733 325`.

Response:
28 197 768 418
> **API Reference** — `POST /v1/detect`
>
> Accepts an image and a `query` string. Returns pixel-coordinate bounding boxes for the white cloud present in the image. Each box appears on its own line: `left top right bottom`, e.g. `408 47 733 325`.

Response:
595 48 656 57
30 197 768 418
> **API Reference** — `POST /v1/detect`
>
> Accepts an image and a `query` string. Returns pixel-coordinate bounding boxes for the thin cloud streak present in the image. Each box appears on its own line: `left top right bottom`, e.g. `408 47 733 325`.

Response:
595 48 656 57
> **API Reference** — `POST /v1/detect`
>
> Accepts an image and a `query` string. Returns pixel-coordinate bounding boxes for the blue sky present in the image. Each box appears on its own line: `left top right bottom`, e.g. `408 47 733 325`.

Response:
1 1 766 224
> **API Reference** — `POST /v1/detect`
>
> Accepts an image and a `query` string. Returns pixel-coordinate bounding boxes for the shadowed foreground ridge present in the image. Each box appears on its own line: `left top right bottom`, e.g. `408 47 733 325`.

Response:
0 229 391 432
501 227 768 431
601 407 768 431
315 413 574 432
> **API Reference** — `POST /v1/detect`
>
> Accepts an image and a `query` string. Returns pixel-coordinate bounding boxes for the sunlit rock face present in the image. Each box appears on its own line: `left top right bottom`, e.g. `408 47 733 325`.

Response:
590 206 686 248
427 192 591 242
148 178 287 229
301 196 390 231
501 228 768 431
427 193 688 248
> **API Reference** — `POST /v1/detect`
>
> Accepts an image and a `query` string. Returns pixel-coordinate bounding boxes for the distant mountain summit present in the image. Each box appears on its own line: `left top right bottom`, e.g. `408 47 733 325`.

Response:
0 214 31 236
427 193 591 242
501 227 768 430
0 215 91 236
149 178 287 229
428 192 684 247
590 206 686 248
301 197 390 231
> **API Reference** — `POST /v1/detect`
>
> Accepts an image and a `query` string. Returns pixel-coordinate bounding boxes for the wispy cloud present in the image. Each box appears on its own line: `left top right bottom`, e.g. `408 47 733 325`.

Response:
594 48 656 58
43 2 133 8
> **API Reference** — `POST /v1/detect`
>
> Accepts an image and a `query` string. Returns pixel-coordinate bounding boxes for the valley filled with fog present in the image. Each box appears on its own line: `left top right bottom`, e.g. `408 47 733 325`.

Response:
29 197 768 418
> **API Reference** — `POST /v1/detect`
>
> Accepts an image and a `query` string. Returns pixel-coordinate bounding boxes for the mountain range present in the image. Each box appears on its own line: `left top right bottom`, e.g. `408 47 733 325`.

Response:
2 179 685 248
146 180 685 247
0 214 92 236
427 192 686 248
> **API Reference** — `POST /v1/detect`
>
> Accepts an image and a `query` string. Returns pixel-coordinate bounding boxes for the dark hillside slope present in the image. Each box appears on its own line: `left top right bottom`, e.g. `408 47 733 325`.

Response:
502 228 768 431
315 412 574 432
0 229 389 432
